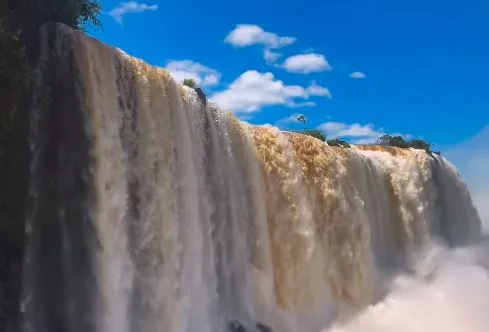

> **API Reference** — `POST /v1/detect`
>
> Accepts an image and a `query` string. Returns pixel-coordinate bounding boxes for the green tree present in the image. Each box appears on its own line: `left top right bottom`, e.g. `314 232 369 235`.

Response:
327 138 351 148
408 139 431 151
183 78 197 88
376 134 390 145
296 114 306 125
376 134 437 154
75 0 102 29
301 130 326 142
11 0 101 29
1 0 102 85
377 134 409 148
0 0 102 139
390 136 409 148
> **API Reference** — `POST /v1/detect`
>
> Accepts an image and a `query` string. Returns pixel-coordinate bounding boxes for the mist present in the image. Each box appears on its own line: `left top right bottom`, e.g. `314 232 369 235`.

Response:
445 125 489 232
325 240 489 332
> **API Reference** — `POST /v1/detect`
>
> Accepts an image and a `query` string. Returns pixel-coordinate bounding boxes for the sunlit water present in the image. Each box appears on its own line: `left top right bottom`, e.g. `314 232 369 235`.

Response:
22 23 485 332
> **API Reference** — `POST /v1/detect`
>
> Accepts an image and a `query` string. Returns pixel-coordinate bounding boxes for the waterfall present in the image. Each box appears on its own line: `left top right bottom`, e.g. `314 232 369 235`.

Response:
20 23 482 332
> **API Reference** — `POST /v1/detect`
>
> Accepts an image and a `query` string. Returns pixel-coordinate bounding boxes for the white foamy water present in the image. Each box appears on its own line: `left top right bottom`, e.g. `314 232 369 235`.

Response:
326 240 489 332
22 23 485 332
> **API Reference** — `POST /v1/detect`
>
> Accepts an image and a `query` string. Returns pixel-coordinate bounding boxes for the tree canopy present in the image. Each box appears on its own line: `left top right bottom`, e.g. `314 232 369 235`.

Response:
376 134 438 154
327 138 351 148
376 134 409 148
5 0 101 30
300 130 326 142
1 0 102 84
183 78 197 88
0 0 102 142
296 130 436 153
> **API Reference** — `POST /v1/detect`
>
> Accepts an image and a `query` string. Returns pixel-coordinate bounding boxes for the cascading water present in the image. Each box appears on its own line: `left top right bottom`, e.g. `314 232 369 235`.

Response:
20 23 483 332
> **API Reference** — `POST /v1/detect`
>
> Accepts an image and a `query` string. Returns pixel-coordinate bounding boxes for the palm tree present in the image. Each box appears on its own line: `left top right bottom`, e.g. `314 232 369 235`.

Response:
296 114 307 128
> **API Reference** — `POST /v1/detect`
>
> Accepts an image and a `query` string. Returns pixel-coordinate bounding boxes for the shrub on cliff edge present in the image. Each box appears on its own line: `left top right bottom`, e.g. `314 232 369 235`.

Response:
301 130 326 142
376 134 438 154
183 78 197 88
327 138 351 148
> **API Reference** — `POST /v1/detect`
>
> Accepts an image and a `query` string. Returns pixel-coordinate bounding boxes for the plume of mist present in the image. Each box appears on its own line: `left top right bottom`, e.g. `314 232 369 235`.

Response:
325 240 489 332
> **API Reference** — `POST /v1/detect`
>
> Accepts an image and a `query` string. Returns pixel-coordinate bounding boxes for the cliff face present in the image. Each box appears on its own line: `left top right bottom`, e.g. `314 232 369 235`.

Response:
2 23 481 332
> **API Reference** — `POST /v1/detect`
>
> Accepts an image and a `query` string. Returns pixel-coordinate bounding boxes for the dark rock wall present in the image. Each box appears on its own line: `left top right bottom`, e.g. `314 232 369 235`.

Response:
23 23 98 332
1 23 98 332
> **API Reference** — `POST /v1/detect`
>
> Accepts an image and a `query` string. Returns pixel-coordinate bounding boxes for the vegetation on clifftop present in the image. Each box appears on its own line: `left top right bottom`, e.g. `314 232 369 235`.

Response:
183 78 197 88
377 134 440 154
300 130 326 142
0 0 101 140
5 0 101 31
298 130 351 148
296 129 436 154
326 138 351 148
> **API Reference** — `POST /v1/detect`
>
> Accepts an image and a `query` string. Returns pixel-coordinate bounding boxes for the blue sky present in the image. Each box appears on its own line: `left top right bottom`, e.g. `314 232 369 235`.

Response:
88 0 489 149
88 0 488 226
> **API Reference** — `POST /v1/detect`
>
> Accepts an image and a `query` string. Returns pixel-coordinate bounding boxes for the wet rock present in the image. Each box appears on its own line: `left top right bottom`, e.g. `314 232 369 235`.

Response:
228 320 247 332
256 322 273 332
228 320 274 332
195 87 207 106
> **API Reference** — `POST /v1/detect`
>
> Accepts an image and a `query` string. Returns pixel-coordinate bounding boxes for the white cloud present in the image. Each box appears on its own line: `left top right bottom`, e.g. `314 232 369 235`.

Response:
317 121 412 144
288 101 317 108
210 71 330 113
283 53 332 74
318 121 385 144
307 81 332 98
203 73 220 86
263 49 282 63
350 71 366 79
108 1 158 24
165 60 221 87
445 126 489 232
225 24 297 49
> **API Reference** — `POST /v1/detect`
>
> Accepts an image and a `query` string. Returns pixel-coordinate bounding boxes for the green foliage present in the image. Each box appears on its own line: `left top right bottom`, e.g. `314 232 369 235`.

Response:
300 130 326 142
76 0 102 30
296 130 351 148
376 134 409 148
327 138 351 148
30 0 101 30
408 139 432 151
0 0 101 145
183 78 197 88
0 0 102 89
376 134 437 154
